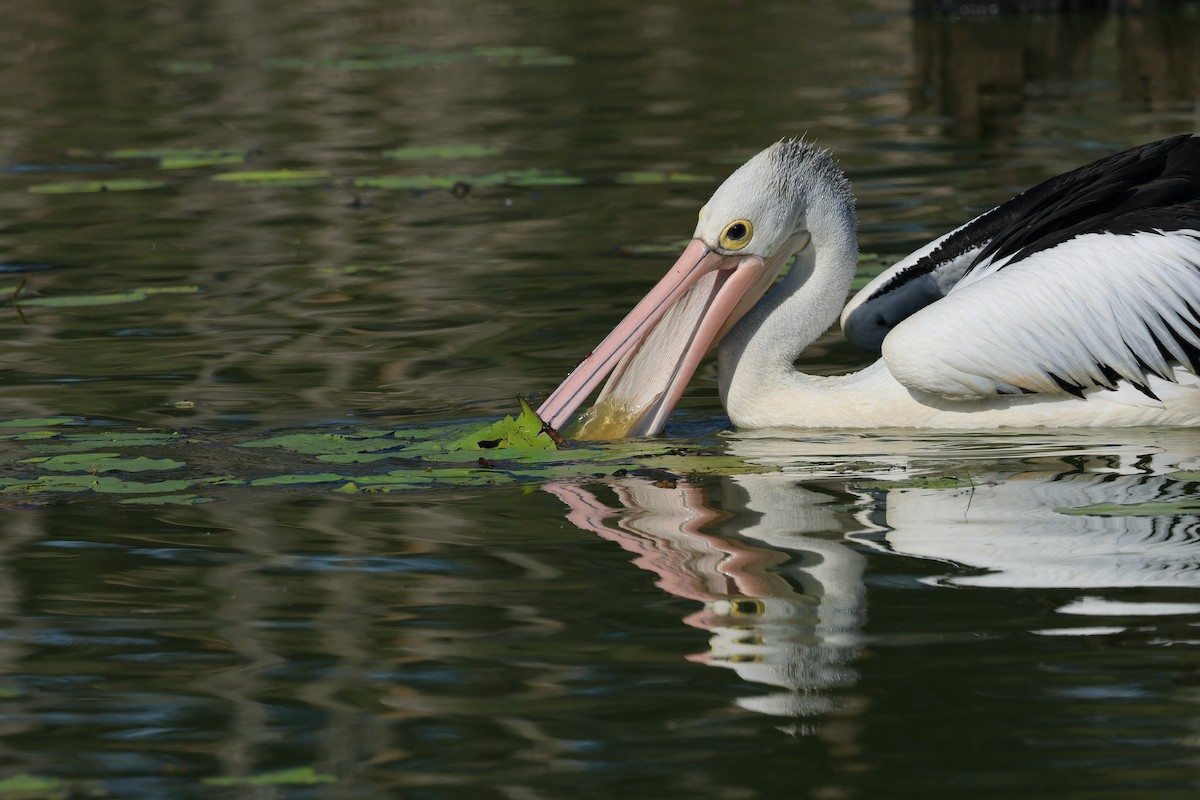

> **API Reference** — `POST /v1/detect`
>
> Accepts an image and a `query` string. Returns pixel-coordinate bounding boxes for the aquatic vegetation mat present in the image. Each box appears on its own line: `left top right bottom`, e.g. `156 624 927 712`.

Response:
0 402 769 505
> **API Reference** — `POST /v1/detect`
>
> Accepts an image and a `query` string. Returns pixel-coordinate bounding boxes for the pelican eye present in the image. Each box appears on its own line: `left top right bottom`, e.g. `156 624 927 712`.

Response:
719 219 753 251
729 598 765 617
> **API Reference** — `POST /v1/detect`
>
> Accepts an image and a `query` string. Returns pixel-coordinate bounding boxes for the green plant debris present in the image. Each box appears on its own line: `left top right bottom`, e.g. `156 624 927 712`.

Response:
18 453 185 473
451 397 556 452
119 493 214 506
0 403 770 501
14 286 199 308
203 766 337 787
159 154 248 169
0 431 64 441
44 431 185 451
0 417 76 427
107 148 209 159
212 169 331 187
353 168 583 190
240 428 399 456
853 475 974 490
0 475 229 496
0 773 77 800
249 472 357 487
383 144 502 160
614 171 715 185
28 178 169 194
1056 500 1200 517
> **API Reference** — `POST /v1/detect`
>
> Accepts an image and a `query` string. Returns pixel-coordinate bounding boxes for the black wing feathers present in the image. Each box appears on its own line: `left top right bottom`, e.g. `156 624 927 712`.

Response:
868 135 1200 300
973 134 1200 270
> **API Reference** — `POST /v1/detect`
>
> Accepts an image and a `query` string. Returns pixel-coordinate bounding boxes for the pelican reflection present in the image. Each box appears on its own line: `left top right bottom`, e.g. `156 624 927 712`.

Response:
547 431 1200 718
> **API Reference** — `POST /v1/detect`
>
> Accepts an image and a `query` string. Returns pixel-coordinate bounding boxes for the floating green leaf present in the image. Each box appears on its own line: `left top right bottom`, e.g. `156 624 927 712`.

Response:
0 474 233 496
120 493 214 506
249 473 356 487
0 773 73 800
16 285 199 308
28 178 168 194
354 168 582 190
0 431 62 441
48 431 185 451
853 475 975 490
383 144 502 160
18 453 184 473
0 417 76 427
212 169 330 187
1056 500 1200 517
451 397 556 452
104 146 250 169
241 428 398 456
336 466 516 493
203 767 337 787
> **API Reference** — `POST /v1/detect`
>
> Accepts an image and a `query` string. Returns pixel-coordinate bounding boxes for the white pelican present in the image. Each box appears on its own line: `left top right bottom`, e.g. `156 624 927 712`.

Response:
538 135 1200 438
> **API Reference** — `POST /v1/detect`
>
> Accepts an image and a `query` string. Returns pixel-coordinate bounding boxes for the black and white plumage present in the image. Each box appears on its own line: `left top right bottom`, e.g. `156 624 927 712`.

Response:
538 135 1200 438
842 135 1200 400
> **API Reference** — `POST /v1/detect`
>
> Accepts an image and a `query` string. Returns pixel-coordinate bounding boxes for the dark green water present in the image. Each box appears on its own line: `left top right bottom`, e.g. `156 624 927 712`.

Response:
1 1 1200 797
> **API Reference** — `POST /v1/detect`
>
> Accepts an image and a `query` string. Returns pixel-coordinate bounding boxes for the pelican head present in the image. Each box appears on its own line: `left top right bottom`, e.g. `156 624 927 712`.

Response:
538 140 849 439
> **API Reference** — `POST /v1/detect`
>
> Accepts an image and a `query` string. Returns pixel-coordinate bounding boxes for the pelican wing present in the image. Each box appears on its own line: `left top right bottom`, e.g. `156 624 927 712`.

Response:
842 134 1200 352
880 226 1200 400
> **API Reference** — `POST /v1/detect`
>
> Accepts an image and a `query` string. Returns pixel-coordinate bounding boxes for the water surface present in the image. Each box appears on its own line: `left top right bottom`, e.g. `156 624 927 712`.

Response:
1 1 1200 797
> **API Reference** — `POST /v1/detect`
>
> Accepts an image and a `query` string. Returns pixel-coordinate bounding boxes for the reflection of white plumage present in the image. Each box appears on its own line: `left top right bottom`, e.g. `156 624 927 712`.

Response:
853 469 1200 589
539 136 1200 438
698 475 867 718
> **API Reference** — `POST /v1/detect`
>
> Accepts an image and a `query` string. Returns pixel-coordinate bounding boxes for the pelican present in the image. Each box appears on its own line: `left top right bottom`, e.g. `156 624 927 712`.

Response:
538 135 1200 438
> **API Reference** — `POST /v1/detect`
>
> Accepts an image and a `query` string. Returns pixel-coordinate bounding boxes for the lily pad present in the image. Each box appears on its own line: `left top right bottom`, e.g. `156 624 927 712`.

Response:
203 767 336 787
354 168 582 190
451 397 556 452
47 431 185 451
0 417 76 427
28 178 168 194
853 475 975 490
383 144 502 160
0 475 219 495
18 453 185 473
0 773 75 800
119 493 214 506
1056 500 1200 517
212 169 330 187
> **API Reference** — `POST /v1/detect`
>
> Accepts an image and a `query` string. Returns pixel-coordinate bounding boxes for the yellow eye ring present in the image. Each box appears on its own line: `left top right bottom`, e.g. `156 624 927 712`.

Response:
719 219 753 251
